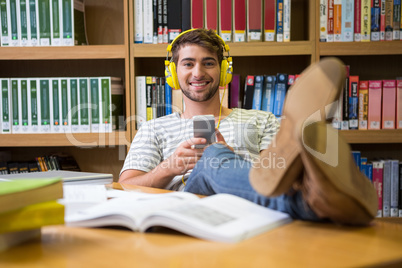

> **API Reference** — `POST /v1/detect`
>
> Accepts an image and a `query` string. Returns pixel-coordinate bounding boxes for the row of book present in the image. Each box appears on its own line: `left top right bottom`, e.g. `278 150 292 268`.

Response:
320 0 402 42
0 0 87 47
134 0 291 44
353 151 402 218
332 71 402 130
0 76 124 134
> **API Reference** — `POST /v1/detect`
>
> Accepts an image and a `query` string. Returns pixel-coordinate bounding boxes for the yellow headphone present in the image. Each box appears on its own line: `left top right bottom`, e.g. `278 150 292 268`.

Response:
165 29 233 89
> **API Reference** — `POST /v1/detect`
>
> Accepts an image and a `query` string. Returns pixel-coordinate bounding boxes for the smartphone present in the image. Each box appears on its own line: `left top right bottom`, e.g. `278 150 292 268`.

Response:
193 115 216 149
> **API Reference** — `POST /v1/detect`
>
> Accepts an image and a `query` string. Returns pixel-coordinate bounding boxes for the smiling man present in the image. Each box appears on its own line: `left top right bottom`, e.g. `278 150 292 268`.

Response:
119 28 279 190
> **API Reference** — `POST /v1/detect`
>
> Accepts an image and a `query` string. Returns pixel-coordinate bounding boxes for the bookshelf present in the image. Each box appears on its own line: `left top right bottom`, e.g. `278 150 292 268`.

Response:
1 0 401 181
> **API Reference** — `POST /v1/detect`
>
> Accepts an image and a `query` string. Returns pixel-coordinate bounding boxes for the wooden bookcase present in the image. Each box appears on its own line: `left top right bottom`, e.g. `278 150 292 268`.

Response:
1 0 401 181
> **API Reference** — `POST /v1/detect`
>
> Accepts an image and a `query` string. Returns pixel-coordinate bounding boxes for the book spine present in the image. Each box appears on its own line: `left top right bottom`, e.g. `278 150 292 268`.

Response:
320 0 328 42
264 0 275 41
390 159 399 217
233 0 246 42
261 75 276 113
152 0 157 44
60 78 70 132
37 0 51 45
69 78 79 132
368 80 382 129
273 73 288 117
380 0 386 39
354 0 361 41
167 0 181 42
276 0 283 42
243 75 255 109
50 0 61 45
252 75 264 110
51 78 61 133
39 78 51 133
205 0 218 32
247 0 263 41
162 0 167 43
0 0 11 46
334 0 342 41
100 77 112 133
229 74 240 108
399 162 402 217
11 78 20 133
383 160 391 217
191 0 204 29
89 77 100 132
61 0 73 45
328 0 335 41
29 78 39 133
19 78 30 133
372 161 384 217
135 76 146 129
385 0 393 40
397 79 402 129
332 92 342 129
164 78 172 115
78 77 90 133
348 75 359 129
358 80 368 129
341 66 349 130
157 0 163 42
1 79 11 133
382 79 396 129
28 0 38 45
219 0 232 42
134 0 143 43
361 0 371 41
151 76 157 119
393 0 401 39
283 0 291 41
19 0 30 46
143 0 153 44
181 0 191 32
371 0 381 41
9 0 20 46
341 0 354 41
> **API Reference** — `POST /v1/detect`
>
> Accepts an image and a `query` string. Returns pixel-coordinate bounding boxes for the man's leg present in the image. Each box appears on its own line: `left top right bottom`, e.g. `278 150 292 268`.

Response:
184 143 321 222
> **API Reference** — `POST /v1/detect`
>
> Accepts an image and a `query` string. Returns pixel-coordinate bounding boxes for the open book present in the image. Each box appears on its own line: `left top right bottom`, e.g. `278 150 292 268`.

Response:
66 192 292 243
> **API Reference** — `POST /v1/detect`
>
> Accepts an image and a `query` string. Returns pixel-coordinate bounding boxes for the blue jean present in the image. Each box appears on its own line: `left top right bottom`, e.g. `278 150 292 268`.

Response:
184 143 321 221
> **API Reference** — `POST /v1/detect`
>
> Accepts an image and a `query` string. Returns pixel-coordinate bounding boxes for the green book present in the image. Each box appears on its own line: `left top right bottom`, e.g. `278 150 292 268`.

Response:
9 0 18 46
39 78 50 132
29 78 39 133
0 178 63 214
28 0 38 45
50 0 61 45
19 79 30 132
0 0 10 46
70 78 79 132
111 77 124 131
1 79 10 133
11 79 19 133
100 77 111 133
38 0 51 45
79 78 90 132
51 78 61 132
90 77 100 133
73 0 87 45
61 0 73 45
19 0 29 45
60 78 70 132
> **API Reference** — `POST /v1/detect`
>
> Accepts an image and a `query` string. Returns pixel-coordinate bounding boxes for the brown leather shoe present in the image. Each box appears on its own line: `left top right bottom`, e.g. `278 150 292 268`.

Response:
250 57 346 196
300 122 378 225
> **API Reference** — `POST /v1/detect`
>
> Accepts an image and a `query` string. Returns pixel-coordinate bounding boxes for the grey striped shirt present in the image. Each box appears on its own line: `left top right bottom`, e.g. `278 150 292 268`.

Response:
121 108 279 190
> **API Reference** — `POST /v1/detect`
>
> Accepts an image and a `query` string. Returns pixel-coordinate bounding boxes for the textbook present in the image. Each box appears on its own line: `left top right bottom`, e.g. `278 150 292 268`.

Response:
66 192 292 243
0 178 63 214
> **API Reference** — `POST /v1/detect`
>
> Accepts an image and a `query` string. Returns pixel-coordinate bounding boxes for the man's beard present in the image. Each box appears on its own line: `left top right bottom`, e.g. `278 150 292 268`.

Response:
181 84 219 102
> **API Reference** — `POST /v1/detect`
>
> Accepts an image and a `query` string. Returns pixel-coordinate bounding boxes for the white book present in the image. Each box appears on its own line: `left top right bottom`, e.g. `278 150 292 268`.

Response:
69 77 80 133
50 78 62 133
50 0 61 45
10 78 20 133
134 0 143 43
89 77 100 133
143 0 153 44
341 0 354 41
28 0 39 46
1 79 11 133
38 78 51 133
19 0 30 46
66 192 292 243
0 0 11 46
78 77 90 133
283 0 291 42
99 77 112 133
60 0 74 46
320 0 328 42
135 76 146 129
9 0 20 46
60 78 71 133
18 78 30 133
28 78 39 133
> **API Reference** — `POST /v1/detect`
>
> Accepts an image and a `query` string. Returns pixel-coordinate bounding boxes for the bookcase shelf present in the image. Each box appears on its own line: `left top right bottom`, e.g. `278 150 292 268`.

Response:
319 42 402 56
341 130 402 144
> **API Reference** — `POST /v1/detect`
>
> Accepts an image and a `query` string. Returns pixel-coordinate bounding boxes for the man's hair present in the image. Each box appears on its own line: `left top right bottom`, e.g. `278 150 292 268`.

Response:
171 29 225 65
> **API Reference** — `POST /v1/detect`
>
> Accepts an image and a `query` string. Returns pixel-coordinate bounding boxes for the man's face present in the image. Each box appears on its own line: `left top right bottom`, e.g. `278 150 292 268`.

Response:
176 44 220 102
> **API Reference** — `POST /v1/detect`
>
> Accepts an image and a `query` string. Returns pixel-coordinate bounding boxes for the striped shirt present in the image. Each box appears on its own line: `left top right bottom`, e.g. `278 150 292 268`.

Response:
121 108 279 191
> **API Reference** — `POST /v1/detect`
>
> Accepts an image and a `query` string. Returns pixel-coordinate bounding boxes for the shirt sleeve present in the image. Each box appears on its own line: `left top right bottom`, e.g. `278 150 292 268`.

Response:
259 112 280 151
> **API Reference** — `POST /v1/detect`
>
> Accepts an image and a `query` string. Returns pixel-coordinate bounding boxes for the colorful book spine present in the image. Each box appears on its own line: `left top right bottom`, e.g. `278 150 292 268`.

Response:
380 0 386 40
358 80 369 129
372 161 384 217
252 75 264 110
393 0 401 40
320 0 328 42
165 79 172 115
247 0 263 41
382 160 391 217
371 0 381 41
385 0 393 40
276 0 284 42
233 0 246 42
368 80 382 129
261 75 276 113
348 75 359 129
334 0 342 41
219 0 232 42
382 80 396 129
397 79 402 129
273 73 288 117
328 0 335 41
354 0 361 41
361 0 371 41
283 0 291 42
264 0 276 41
341 0 354 41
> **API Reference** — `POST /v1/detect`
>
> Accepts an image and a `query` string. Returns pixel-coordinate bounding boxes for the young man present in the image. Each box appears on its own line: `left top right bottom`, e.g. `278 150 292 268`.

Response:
184 57 378 226
119 29 279 190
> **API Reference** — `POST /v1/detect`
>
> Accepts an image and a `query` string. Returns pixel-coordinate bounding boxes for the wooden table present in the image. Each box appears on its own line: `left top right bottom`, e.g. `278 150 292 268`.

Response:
1 183 402 267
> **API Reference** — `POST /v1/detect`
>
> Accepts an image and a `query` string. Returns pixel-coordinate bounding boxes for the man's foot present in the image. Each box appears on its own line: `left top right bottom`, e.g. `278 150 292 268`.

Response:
250 57 346 196
299 122 378 225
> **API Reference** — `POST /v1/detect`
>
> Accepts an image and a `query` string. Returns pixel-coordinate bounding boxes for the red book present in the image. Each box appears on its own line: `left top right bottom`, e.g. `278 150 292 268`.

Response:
382 80 396 129
264 0 275 41
397 79 402 129
327 0 334 41
219 0 232 42
204 0 218 31
191 0 204 29
368 80 382 130
354 0 361 41
247 0 263 41
233 0 246 42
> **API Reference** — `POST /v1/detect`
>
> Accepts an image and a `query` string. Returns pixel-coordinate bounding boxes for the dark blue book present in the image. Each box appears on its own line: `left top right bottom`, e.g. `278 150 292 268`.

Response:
252 75 264 110
273 73 288 117
261 75 276 113
165 79 172 115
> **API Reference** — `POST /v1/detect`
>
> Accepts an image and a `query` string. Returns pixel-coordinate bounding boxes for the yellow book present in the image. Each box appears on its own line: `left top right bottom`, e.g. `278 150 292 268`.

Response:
0 201 65 234
0 178 63 214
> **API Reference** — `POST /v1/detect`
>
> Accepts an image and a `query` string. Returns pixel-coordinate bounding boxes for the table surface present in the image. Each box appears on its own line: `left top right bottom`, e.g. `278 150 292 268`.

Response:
1 183 402 268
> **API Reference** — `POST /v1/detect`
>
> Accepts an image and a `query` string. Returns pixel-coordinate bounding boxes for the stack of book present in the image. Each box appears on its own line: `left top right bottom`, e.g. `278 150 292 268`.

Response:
0 178 64 251
134 0 291 44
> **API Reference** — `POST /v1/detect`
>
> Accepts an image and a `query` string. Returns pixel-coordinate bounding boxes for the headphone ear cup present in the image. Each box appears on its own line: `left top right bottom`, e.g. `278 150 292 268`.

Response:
167 62 180 89
219 59 232 87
